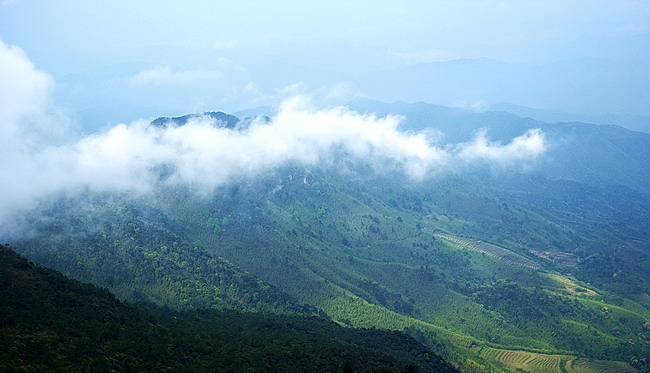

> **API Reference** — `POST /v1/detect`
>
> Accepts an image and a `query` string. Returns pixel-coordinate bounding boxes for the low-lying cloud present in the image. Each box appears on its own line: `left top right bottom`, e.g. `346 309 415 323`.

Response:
0 40 546 232
0 40 53 145
457 128 545 164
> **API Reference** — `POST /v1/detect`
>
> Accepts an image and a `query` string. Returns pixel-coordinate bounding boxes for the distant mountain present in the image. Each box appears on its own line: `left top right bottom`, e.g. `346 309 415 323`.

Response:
151 111 241 128
489 102 650 134
349 98 650 193
358 58 650 118
0 244 457 372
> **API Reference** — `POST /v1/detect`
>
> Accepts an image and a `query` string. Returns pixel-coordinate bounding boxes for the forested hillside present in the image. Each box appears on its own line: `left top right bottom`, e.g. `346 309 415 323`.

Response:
3 1 649 372
9 107 650 372
0 244 457 372
13 194 314 314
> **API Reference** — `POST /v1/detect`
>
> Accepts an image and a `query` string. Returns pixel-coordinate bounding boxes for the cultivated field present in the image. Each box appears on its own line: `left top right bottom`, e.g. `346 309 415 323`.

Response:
476 347 637 373
436 234 541 269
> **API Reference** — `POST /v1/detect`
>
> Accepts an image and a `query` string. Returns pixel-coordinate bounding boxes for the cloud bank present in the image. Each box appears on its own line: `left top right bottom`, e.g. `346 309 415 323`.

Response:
457 128 545 164
0 40 53 145
0 41 546 232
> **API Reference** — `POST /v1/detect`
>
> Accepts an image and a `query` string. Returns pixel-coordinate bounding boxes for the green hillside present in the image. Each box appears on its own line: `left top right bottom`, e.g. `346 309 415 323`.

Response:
9 110 650 372
14 167 649 372
13 194 313 315
0 244 457 372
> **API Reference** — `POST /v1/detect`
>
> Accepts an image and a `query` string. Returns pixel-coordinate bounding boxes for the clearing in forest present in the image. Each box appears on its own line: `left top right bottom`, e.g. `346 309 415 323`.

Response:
435 234 541 269
476 346 637 373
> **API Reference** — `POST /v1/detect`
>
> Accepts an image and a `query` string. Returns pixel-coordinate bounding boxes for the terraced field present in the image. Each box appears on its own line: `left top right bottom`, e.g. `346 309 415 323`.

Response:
436 234 541 269
476 347 569 372
476 347 637 373
565 359 638 373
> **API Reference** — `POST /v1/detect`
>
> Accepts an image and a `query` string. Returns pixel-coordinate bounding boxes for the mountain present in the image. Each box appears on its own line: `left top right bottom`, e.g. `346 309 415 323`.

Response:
348 98 650 193
489 102 650 134
357 58 650 118
8 105 650 372
151 111 241 129
0 244 457 372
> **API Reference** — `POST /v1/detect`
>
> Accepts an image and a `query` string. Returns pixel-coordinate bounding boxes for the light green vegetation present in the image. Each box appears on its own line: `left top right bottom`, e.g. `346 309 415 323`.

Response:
436 234 540 269
476 347 638 373
13 165 650 372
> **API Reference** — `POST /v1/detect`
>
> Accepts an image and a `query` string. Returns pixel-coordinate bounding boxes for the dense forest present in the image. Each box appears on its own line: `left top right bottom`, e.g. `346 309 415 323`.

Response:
0 244 457 372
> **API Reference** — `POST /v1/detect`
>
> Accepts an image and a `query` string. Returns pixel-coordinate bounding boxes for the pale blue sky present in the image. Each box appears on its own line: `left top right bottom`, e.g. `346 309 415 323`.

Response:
1 0 649 123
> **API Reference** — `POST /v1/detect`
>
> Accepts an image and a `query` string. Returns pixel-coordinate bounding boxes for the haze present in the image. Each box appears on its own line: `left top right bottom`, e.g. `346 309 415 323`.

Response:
0 37 548 234
1 0 649 128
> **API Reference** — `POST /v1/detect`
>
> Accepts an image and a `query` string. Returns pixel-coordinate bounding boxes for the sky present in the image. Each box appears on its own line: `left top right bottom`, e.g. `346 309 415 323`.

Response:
1 0 649 125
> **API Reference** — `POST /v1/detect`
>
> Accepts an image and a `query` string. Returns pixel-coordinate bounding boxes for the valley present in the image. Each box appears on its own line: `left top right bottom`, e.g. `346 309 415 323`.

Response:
2 2 649 371
7 105 650 372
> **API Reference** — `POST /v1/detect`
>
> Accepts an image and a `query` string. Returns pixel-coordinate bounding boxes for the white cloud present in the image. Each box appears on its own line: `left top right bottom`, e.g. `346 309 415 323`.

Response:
0 40 56 220
127 66 220 86
0 41 548 234
457 128 546 164
53 96 449 192
0 41 53 146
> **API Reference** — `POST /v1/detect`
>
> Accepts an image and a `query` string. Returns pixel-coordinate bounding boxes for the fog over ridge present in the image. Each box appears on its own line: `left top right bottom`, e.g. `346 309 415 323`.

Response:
0 41 546 234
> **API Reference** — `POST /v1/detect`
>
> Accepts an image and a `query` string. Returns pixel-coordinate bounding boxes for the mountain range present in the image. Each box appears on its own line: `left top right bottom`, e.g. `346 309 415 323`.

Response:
5 101 650 372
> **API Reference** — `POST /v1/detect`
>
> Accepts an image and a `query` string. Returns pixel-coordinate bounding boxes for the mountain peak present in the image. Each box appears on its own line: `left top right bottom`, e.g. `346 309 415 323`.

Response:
150 111 240 129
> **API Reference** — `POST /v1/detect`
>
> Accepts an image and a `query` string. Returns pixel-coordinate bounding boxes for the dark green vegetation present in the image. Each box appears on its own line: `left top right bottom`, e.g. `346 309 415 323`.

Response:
8 103 650 372
0 244 456 372
15 195 311 314
150 111 241 129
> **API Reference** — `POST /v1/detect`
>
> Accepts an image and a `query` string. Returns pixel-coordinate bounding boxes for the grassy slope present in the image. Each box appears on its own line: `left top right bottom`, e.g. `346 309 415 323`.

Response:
154 168 647 372
11 166 650 372
13 195 314 315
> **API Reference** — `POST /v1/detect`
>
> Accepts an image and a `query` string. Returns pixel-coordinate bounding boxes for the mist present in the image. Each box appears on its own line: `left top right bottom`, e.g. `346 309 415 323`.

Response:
0 41 546 234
